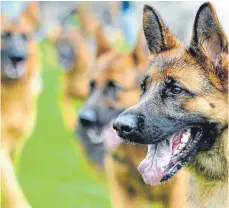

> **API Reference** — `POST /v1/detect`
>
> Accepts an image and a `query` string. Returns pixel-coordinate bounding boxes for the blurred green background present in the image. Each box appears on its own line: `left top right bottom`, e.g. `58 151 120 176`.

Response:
18 40 111 208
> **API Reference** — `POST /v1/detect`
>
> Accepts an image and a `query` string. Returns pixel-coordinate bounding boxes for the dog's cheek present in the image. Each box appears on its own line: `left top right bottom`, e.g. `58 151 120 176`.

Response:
182 96 228 125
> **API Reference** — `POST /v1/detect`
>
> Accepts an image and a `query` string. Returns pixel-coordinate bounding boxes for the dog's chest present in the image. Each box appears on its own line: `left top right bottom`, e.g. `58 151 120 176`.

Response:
1 75 41 138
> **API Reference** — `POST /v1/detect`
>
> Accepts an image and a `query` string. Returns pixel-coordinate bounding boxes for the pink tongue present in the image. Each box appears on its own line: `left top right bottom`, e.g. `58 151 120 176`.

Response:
102 127 121 150
138 139 173 185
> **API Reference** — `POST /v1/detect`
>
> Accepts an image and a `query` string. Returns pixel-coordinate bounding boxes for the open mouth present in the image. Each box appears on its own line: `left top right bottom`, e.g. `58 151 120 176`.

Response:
86 128 104 144
2 58 26 79
138 127 203 185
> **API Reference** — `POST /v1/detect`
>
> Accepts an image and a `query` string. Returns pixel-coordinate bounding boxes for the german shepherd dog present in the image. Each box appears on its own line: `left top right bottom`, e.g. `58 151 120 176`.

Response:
113 2 228 207
53 27 94 130
78 25 190 207
1 2 41 208
52 6 98 130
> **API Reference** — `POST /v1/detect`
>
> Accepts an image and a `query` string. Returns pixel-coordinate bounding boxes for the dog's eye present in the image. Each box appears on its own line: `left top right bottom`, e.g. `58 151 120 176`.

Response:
89 80 96 93
107 80 121 90
140 76 148 96
170 86 183 94
21 33 29 41
163 77 188 97
140 82 146 95
106 80 121 99
1 31 12 39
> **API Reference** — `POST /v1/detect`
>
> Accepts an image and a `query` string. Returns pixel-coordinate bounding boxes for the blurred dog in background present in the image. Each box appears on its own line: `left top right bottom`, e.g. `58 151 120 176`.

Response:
49 5 98 131
77 24 190 207
1 2 41 208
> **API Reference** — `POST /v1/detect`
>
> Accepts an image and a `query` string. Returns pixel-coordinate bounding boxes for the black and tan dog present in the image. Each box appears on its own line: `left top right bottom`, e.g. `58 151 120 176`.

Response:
78 25 190 207
1 2 41 208
114 2 228 207
52 26 94 130
50 6 98 130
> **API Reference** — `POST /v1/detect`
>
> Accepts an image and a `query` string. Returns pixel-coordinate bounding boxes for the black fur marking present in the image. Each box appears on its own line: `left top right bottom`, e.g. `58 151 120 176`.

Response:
143 5 165 53
193 2 212 45
210 103 215 108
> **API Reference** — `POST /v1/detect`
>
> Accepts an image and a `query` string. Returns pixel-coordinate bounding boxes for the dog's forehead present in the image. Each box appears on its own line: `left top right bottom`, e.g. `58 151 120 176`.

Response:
92 53 138 87
1 17 30 34
146 51 212 93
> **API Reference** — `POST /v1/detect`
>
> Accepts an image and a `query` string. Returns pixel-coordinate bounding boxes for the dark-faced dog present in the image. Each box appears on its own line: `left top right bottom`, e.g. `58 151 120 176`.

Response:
114 2 228 207
50 25 95 130
77 26 190 208
1 2 41 208
50 6 99 130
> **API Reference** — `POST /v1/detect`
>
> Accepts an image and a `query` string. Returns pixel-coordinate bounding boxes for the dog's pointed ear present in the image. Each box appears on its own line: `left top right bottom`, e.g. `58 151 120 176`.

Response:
95 26 112 58
190 2 228 80
77 3 99 37
21 2 39 32
132 30 149 73
1 13 7 27
143 5 180 55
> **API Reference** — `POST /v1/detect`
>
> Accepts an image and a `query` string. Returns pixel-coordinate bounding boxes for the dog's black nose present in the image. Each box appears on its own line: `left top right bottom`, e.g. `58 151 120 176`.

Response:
9 56 25 66
79 109 97 127
113 113 138 139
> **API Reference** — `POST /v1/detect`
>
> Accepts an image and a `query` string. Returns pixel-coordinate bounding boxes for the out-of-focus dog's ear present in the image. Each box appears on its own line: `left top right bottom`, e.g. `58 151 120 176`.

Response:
143 5 180 55
132 30 149 74
21 2 39 32
95 26 112 58
1 13 7 28
190 2 228 80
47 25 62 43
77 3 100 37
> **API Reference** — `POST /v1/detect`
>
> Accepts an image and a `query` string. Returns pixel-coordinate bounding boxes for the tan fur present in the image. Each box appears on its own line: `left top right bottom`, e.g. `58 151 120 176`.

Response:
51 7 99 130
52 27 94 130
1 3 41 208
92 28 190 208
141 3 228 207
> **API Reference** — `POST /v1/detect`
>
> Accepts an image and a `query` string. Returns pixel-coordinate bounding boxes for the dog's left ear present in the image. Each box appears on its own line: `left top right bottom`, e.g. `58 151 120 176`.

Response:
95 26 112 58
143 5 180 55
132 30 148 63
21 2 39 32
190 2 228 80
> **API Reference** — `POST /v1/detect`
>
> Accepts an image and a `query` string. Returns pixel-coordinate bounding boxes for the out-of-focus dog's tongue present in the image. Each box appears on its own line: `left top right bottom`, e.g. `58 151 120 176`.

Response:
102 126 121 150
138 139 172 185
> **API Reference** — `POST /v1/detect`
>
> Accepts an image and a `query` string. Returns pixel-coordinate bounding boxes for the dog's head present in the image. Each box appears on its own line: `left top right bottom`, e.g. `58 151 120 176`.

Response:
52 27 80 72
113 3 228 184
1 2 39 80
78 26 148 149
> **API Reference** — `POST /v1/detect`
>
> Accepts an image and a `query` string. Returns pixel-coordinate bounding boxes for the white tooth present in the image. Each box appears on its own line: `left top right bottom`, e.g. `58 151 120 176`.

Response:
185 128 191 133
179 143 186 149
174 150 179 155
181 134 189 143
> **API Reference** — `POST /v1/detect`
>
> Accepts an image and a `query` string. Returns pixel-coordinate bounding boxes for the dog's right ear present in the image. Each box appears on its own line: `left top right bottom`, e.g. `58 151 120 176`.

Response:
21 2 40 33
143 5 180 55
1 13 7 27
95 26 112 58
190 2 228 81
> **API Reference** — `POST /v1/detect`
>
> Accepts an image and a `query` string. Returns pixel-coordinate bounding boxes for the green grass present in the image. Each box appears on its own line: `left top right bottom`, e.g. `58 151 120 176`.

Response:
18 40 111 208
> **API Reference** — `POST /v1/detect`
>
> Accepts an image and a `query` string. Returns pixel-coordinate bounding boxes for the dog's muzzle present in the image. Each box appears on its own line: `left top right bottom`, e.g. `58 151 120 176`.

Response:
113 112 145 143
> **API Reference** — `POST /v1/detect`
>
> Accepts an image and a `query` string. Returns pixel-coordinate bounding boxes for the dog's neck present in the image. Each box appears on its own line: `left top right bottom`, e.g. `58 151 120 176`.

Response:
189 177 228 208
187 128 228 207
